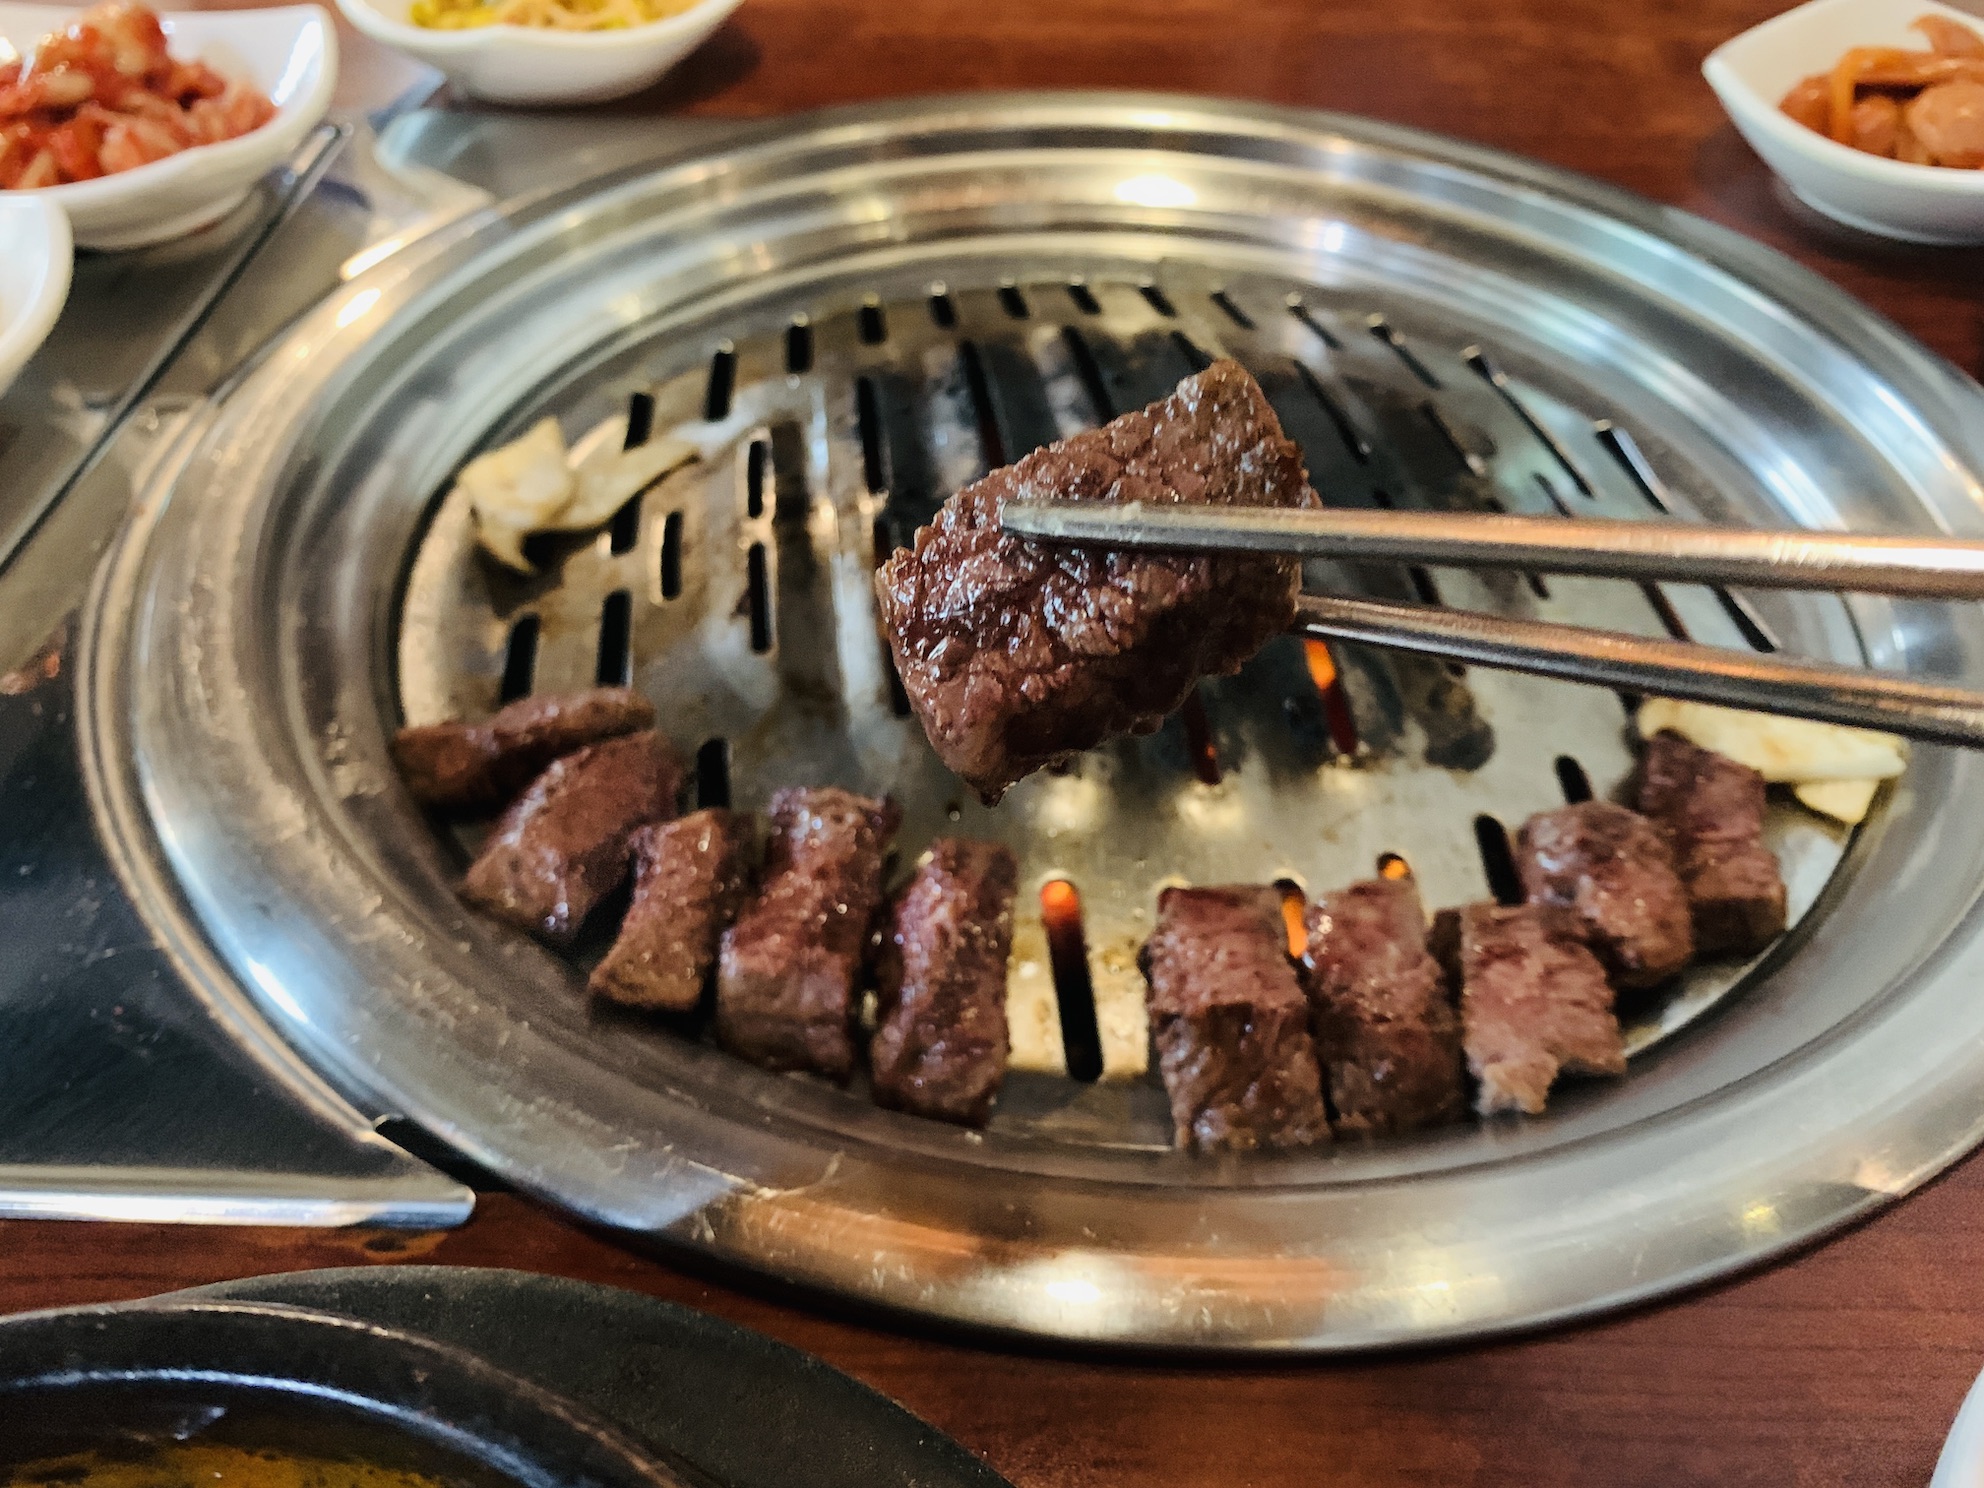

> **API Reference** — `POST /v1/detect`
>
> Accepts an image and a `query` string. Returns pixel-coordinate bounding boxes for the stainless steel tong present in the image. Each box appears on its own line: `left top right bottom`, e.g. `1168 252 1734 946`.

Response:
996 499 1984 749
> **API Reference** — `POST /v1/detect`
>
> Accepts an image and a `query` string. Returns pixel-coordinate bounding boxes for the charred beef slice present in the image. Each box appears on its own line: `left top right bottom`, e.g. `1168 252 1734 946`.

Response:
1437 903 1626 1117
1515 801 1694 988
1301 877 1465 1134
1633 731 1787 957
870 838 1019 1126
873 359 1315 803
715 787 900 1078
460 730 684 945
394 687 656 811
1142 885 1330 1153
589 809 753 1012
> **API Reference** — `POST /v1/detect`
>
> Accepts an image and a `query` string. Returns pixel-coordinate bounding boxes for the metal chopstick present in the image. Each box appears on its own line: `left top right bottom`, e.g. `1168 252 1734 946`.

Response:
997 499 1984 600
1293 595 1984 750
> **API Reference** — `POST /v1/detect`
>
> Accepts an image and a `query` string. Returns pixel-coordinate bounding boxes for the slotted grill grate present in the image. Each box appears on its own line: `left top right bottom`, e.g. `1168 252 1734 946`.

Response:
396 265 1849 1145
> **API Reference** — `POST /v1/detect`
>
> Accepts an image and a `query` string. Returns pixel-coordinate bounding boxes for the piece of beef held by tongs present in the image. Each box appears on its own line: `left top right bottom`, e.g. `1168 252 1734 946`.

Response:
1633 732 1787 958
1514 801 1694 989
393 687 656 811
870 838 1019 1126
1435 903 1627 1117
874 359 1315 803
1301 877 1465 1134
1142 885 1330 1153
589 809 754 1013
460 730 685 945
715 787 900 1078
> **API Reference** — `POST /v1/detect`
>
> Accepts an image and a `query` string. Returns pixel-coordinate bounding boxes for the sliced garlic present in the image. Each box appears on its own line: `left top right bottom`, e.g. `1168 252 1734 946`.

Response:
557 433 700 532
460 417 575 572
1637 698 1906 783
1793 778 1881 825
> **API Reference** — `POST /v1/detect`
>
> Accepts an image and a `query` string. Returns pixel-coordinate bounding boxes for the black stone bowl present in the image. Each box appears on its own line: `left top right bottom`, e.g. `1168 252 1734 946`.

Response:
0 1299 684 1485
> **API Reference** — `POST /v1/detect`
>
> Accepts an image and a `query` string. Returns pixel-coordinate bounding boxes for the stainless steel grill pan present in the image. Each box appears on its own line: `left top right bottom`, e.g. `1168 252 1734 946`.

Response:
79 94 1984 1349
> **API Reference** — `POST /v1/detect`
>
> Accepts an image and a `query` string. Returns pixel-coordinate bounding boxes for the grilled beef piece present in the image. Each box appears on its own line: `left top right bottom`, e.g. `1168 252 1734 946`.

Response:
874 359 1315 803
869 839 1019 1126
1301 878 1465 1134
1141 885 1330 1153
588 809 753 1012
715 787 901 1078
1633 732 1787 958
460 730 684 945
1515 801 1694 989
1435 903 1626 1116
394 687 656 811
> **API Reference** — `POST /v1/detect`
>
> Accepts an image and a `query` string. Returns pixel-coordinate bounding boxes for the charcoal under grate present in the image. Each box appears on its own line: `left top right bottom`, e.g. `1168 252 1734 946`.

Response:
85 95 1984 1349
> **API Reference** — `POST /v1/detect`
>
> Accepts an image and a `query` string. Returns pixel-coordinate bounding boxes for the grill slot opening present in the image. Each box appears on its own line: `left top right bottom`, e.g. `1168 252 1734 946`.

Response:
745 543 772 653
1210 289 1255 329
928 284 958 328
997 282 1030 319
1596 421 1779 652
745 438 767 520
1467 348 1594 495
855 376 886 493
1473 815 1525 905
1643 583 1692 640
1288 295 1343 349
1169 330 1214 373
624 390 655 449
1369 317 1442 389
695 737 731 809
1407 566 1442 606
1059 326 1115 424
1138 281 1177 317
858 298 888 345
1294 362 1371 463
1066 279 1102 315
1180 689 1222 785
958 341 1008 470
608 500 642 556
1275 878 1308 958
1304 638 1359 756
659 513 683 600
1376 851 1412 880
1040 879 1105 1083
595 589 632 686
870 516 913 717
785 316 813 375
704 343 736 422
498 614 540 702
1554 755 1594 803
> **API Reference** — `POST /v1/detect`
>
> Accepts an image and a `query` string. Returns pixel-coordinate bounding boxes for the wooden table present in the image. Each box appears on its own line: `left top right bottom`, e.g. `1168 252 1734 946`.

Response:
12 2 1984 1484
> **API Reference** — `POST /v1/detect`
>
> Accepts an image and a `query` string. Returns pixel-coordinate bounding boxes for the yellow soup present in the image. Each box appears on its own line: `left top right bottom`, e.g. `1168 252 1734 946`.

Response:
408 0 703 31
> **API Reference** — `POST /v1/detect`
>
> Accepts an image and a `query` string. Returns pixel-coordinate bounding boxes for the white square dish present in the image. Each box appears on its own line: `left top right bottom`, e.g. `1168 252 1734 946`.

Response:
0 3 338 251
1703 0 1984 244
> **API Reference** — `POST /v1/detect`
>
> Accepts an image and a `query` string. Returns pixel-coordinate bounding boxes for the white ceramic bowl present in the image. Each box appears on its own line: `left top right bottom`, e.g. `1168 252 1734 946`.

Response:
0 193 70 396
1934 1360 1984 1488
334 0 742 106
1705 0 1984 244
0 3 337 251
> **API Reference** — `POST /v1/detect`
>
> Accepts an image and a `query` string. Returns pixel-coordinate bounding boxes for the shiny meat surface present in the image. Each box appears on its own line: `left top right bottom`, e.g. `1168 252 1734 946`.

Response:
1437 903 1626 1117
715 787 900 1078
1515 801 1694 988
393 687 656 811
874 359 1314 803
1142 885 1330 1153
1633 732 1787 958
459 730 684 945
1301 877 1464 1134
589 809 754 1012
870 838 1019 1126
